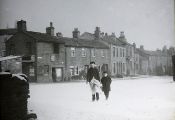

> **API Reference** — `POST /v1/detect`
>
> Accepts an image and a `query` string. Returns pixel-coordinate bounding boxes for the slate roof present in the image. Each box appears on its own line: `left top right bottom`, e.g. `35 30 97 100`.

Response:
80 32 125 47
60 37 109 49
0 29 17 35
102 35 125 46
144 50 168 57
24 31 65 43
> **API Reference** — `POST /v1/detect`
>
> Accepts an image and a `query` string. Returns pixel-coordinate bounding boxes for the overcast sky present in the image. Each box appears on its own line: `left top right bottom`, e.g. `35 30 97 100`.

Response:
0 0 174 50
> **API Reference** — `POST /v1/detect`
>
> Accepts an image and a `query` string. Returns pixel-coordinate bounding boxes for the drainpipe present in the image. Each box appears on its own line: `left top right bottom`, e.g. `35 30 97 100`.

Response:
34 40 38 82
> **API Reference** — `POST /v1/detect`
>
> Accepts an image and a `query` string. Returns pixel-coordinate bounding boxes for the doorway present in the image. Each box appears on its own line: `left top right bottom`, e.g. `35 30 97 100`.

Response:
52 67 63 82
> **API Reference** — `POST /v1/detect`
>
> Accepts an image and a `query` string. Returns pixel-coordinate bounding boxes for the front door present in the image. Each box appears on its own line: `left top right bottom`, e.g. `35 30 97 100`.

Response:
52 67 63 82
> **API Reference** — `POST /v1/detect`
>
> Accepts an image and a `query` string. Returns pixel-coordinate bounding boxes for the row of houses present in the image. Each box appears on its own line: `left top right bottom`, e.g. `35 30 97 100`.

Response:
0 20 174 82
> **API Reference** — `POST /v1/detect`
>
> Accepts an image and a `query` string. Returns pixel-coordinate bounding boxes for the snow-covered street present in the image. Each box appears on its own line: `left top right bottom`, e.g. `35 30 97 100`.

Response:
28 76 175 120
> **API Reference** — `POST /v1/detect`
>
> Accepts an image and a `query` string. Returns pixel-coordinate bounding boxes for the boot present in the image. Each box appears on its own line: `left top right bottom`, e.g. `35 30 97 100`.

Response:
92 94 95 101
96 92 99 101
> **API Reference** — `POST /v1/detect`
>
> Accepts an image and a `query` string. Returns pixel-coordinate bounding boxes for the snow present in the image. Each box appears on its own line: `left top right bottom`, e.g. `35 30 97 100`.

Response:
28 76 175 120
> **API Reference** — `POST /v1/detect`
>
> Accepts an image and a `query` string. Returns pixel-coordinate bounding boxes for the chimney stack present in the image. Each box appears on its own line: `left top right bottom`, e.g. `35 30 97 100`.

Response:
56 32 63 38
140 45 144 50
94 27 101 39
72 28 80 39
119 31 127 42
17 20 27 32
46 22 54 36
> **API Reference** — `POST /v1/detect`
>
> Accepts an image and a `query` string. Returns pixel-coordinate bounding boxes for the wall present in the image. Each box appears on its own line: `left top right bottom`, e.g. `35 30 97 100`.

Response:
37 42 65 82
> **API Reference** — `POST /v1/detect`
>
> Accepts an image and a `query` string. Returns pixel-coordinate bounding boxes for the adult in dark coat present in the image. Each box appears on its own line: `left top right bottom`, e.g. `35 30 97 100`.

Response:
101 71 112 100
86 61 101 101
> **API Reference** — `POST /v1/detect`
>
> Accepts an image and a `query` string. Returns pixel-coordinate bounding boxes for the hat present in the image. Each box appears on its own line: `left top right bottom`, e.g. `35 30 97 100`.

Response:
90 61 95 64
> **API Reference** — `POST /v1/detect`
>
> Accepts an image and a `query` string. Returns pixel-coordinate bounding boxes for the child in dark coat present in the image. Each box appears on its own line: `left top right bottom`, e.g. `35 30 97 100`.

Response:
101 71 112 100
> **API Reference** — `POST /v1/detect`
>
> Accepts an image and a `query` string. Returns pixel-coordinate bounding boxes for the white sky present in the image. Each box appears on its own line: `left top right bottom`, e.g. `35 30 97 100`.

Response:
0 0 174 50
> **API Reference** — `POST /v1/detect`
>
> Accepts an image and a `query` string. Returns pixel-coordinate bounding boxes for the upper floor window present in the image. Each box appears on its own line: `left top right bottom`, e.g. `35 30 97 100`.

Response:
123 48 125 57
101 50 105 57
91 48 95 57
26 42 32 54
113 47 115 57
71 47 75 57
120 48 122 57
116 48 118 57
53 43 59 54
82 48 86 57
10 44 15 55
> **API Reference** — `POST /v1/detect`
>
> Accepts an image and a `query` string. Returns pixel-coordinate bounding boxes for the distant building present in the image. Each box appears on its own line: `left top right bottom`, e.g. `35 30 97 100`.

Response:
62 28 109 80
0 55 22 73
80 28 126 77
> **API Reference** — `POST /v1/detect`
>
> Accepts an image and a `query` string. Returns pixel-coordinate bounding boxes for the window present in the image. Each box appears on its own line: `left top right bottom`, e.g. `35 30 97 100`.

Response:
70 68 74 76
120 48 122 57
116 48 118 57
71 47 75 57
10 44 15 55
44 65 49 76
70 66 79 76
113 47 115 57
82 48 86 57
123 63 125 72
117 62 118 74
130 47 132 57
101 50 105 57
75 66 79 75
113 63 116 74
26 42 32 54
123 49 125 57
53 43 59 54
91 48 95 57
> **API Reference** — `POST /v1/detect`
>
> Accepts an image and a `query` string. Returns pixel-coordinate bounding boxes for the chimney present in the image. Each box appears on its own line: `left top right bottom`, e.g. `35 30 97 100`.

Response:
56 32 63 38
119 31 127 42
111 32 116 38
140 45 144 50
94 27 101 39
46 22 54 36
119 31 125 38
17 20 27 32
72 28 80 39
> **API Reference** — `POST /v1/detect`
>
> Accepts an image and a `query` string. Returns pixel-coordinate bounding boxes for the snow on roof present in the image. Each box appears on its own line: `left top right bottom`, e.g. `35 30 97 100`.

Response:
0 56 21 61
12 74 28 82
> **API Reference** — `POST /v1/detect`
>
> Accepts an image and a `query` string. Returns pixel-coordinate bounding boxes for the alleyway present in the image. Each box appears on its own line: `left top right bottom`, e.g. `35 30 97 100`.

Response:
28 76 175 120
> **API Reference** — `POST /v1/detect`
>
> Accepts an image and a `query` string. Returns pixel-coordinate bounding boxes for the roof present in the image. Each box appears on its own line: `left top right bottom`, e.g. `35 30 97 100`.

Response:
80 32 125 47
0 29 17 35
144 50 168 56
102 35 125 46
24 31 65 43
0 56 21 61
60 37 109 49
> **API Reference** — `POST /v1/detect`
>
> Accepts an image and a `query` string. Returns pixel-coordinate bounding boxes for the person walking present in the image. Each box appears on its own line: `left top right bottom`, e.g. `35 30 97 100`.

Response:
101 71 112 100
86 61 101 101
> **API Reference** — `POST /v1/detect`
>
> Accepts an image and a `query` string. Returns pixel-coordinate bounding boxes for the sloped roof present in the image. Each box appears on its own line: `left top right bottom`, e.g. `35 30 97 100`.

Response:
24 31 65 43
60 37 109 49
102 35 125 46
80 32 125 47
0 28 17 35
80 32 95 40
144 50 167 56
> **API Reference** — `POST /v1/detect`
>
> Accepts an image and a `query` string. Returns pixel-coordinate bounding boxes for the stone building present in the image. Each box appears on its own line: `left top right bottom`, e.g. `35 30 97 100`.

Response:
81 28 126 77
0 28 17 57
5 21 65 82
61 28 109 80
118 32 135 76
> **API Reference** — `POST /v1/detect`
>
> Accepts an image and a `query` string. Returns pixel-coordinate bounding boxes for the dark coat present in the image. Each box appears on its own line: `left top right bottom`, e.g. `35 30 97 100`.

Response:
101 76 112 92
87 67 100 82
